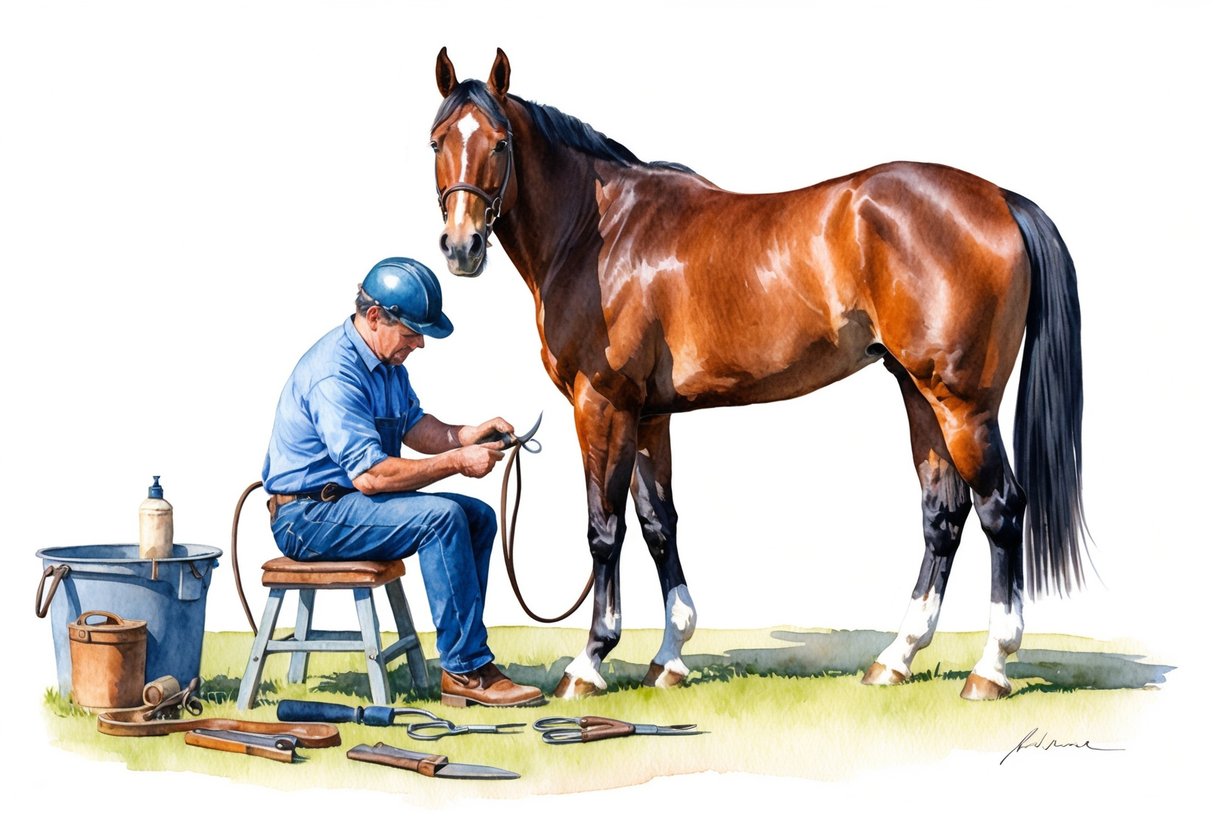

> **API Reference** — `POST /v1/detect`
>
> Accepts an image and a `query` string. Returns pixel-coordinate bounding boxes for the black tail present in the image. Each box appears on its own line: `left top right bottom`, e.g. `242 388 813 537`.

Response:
1003 189 1088 598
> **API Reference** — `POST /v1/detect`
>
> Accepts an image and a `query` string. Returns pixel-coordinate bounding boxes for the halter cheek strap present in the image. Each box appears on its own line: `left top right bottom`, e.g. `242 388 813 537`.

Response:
436 132 514 237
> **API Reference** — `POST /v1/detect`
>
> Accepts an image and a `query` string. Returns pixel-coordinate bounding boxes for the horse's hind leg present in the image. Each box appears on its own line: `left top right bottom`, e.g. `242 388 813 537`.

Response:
864 358 973 686
957 424 1025 700
631 415 696 688
903 378 1026 700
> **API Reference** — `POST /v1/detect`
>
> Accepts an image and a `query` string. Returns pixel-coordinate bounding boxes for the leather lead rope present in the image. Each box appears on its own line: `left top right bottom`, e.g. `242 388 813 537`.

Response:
499 443 593 623
231 481 263 635
230 443 591 631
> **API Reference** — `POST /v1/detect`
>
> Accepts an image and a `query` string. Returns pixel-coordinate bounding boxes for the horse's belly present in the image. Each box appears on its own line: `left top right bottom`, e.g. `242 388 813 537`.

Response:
660 322 877 410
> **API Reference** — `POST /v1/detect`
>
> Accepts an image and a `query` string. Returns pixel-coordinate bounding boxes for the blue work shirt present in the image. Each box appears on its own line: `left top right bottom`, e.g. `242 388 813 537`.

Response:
262 316 425 494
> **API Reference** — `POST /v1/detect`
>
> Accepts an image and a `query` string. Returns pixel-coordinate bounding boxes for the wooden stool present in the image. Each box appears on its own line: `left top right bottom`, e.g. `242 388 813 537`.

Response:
236 557 430 709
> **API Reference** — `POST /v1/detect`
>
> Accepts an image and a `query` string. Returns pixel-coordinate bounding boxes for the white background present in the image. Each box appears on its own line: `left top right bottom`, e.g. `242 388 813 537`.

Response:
3 0 1209 824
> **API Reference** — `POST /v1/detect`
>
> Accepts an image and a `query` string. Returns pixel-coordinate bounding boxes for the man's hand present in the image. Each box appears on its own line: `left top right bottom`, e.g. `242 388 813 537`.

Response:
458 417 515 447
360 415 513 494
455 443 505 478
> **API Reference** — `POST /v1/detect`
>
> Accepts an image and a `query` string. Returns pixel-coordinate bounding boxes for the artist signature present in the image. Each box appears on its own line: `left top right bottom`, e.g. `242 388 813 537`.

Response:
1000 728 1124 765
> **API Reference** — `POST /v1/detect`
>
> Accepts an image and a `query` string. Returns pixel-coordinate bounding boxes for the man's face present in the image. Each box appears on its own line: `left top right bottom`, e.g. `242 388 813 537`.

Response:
369 308 425 365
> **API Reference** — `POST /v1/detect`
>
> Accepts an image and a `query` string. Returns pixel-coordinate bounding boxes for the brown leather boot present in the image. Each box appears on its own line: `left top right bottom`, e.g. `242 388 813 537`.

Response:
441 662 546 708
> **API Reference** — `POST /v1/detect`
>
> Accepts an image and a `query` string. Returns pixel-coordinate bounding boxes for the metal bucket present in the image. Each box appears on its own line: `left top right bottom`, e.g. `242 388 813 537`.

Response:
35 544 222 698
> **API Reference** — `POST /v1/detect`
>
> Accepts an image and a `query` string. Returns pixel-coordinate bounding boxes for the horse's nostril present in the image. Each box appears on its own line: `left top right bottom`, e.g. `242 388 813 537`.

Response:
470 234 484 257
439 234 451 256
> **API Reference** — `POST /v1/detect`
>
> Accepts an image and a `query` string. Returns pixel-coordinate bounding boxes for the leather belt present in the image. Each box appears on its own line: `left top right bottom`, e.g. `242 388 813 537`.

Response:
267 483 356 522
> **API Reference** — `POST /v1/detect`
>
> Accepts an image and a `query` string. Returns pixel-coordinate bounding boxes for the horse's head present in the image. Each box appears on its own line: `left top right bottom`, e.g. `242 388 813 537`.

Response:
431 47 516 278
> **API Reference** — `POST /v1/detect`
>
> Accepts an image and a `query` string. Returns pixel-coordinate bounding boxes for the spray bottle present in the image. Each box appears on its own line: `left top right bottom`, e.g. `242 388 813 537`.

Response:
139 475 174 560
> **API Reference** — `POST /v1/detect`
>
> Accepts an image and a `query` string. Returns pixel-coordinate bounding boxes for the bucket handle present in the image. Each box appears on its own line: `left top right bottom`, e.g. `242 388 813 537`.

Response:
74 610 126 627
35 564 70 619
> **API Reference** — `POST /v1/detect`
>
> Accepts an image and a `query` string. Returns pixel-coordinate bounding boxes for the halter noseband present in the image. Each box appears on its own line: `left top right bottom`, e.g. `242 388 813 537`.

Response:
436 128 514 237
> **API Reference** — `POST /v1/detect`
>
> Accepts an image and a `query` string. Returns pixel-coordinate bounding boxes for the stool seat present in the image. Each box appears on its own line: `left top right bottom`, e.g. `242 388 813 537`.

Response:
261 557 405 588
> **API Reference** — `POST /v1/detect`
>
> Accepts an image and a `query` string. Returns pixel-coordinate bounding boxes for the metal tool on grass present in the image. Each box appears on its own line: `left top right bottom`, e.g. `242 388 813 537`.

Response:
277 698 522 738
144 675 203 720
405 719 525 741
276 699 441 727
185 728 302 763
347 742 519 780
533 716 703 744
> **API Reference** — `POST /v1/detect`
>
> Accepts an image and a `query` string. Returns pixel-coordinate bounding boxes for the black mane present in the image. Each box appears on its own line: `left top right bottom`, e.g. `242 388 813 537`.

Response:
434 80 692 173
522 97 642 166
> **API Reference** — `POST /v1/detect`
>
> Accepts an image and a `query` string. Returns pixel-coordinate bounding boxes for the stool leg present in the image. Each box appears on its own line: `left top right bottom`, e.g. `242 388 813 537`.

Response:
287 588 315 684
237 588 285 710
385 578 430 692
354 587 390 705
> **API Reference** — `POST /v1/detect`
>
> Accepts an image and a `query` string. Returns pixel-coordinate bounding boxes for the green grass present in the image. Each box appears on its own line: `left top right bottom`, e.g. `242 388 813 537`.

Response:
41 626 1170 801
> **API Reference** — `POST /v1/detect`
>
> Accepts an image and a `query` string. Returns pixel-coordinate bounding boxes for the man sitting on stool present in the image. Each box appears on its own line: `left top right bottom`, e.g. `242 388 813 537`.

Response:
262 256 543 707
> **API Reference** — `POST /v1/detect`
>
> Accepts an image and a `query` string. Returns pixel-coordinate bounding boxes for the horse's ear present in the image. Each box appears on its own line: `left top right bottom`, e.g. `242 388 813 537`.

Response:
489 48 511 98
436 47 458 97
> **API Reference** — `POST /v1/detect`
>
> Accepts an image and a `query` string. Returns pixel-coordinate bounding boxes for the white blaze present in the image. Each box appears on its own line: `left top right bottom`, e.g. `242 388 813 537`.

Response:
447 112 482 223
455 112 479 178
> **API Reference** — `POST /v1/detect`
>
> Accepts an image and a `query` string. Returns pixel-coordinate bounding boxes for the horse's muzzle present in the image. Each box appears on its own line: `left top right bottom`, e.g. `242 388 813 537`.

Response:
439 230 487 277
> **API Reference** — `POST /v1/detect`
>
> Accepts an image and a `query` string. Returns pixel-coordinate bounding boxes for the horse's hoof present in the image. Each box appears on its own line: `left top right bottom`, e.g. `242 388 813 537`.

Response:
642 661 687 688
861 662 908 686
960 672 1011 700
553 673 604 699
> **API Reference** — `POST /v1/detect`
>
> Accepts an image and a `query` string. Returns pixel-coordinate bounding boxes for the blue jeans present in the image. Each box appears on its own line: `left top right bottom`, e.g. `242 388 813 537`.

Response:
271 491 496 674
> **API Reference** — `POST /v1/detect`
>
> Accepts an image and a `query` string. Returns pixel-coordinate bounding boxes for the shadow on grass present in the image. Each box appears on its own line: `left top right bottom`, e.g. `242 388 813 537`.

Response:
727 631 1174 696
1007 649 1174 696
203 630 1174 704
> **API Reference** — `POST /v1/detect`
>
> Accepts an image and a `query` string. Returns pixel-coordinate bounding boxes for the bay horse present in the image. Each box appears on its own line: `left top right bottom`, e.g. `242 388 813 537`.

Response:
429 48 1086 700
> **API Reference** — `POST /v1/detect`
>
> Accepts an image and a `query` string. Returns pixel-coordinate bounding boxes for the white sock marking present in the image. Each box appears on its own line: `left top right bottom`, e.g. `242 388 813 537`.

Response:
653 585 697 672
972 592 1024 688
565 650 606 690
875 590 943 678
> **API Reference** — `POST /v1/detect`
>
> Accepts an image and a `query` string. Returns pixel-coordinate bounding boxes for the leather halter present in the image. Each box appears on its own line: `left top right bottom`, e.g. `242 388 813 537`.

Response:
436 129 514 237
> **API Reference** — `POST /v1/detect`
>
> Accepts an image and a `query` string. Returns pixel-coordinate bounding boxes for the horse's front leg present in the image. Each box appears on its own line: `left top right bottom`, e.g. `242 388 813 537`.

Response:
632 415 696 688
553 383 639 699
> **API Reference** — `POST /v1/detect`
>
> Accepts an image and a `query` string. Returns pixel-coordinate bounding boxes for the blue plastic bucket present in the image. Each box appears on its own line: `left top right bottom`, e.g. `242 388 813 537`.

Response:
35 544 222 698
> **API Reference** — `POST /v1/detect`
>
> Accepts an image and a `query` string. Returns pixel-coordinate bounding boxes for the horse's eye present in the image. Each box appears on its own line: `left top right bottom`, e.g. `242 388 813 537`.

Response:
494 140 509 154
430 140 439 153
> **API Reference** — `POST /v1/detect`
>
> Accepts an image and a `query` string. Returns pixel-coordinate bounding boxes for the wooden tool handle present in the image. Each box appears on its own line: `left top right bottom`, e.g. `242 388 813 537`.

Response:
346 743 447 777
142 676 181 706
578 716 637 742
184 731 294 763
